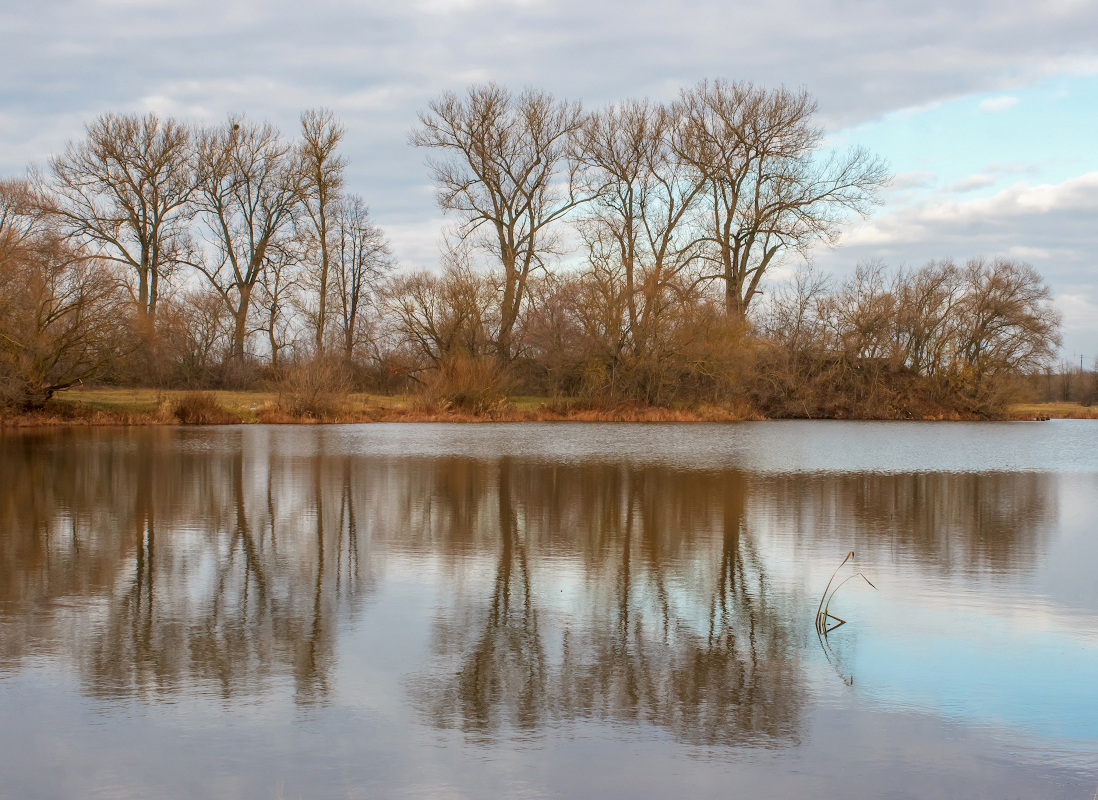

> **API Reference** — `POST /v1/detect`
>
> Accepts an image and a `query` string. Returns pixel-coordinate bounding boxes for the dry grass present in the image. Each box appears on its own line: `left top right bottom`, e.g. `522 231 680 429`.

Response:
12 387 1088 426
1007 402 1098 420
0 397 162 427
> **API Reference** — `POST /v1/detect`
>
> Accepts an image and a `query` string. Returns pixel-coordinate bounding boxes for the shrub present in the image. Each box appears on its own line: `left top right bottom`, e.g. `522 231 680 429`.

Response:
172 392 238 424
276 358 352 421
417 353 513 416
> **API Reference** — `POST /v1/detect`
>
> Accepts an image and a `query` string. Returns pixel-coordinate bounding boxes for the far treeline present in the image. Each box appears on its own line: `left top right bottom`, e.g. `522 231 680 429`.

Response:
0 81 1067 420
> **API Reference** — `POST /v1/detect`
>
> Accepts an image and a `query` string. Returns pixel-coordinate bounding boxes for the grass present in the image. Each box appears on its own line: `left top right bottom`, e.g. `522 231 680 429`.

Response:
4 387 1096 426
1007 402 1098 419
23 388 762 425
48 388 409 424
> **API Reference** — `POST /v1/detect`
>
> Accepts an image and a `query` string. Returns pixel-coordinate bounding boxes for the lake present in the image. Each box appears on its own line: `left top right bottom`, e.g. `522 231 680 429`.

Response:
1 422 1096 799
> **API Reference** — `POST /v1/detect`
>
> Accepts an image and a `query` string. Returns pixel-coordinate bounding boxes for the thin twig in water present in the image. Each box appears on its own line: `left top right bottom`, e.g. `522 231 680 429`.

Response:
815 551 854 630
816 551 877 635
822 572 877 629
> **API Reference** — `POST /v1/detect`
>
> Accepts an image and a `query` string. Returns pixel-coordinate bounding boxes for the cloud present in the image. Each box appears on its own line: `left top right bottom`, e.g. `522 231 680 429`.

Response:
3 0 1098 354
814 171 1098 356
1056 293 1098 332
978 95 1020 112
844 172 1098 248
889 171 939 191
946 174 997 192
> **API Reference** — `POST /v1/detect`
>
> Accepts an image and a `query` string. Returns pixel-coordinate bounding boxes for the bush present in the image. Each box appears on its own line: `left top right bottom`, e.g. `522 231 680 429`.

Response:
276 358 352 420
172 392 238 424
417 353 513 416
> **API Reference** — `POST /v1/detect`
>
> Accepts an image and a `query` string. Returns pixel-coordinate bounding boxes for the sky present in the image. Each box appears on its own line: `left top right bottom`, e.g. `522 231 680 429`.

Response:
2 0 1097 360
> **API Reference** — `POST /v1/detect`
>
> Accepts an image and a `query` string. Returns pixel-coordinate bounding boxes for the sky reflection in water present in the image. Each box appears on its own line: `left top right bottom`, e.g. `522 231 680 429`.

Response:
0 422 1096 799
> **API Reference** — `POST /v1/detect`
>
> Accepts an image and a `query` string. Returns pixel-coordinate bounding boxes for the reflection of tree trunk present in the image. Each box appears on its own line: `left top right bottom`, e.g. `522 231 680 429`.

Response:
296 457 328 703
236 457 272 619
338 457 360 597
132 463 155 673
452 459 546 731
712 472 746 642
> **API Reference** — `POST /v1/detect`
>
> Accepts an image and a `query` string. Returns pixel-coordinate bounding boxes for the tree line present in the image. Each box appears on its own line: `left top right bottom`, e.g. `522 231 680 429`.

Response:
0 81 1062 416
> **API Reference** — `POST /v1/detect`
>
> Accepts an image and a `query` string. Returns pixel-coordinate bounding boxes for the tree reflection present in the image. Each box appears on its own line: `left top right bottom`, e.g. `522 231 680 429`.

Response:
0 428 1057 735
767 471 1053 573
411 466 803 747
0 429 375 704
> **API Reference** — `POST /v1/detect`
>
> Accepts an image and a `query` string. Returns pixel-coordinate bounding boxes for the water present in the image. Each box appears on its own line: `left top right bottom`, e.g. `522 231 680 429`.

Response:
1 422 1096 799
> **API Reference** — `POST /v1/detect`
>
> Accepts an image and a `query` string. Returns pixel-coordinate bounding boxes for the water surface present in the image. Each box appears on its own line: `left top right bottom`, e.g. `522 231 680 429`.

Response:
1 422 1096 799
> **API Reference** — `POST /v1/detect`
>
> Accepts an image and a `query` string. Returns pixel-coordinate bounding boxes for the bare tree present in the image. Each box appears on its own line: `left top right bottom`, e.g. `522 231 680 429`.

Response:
678 81 889 319
0 178 37 247
824 259 898 363
162 286 232 386
42 113 194 329
193 116 303 367
383 258 497 371
411 84 588 358
893 259 963 379
755 264 830 354
0 181 130 409
955 257 1061 385
258 236 303 372
298 109 347 354
332 196 393 362
577 99 707 358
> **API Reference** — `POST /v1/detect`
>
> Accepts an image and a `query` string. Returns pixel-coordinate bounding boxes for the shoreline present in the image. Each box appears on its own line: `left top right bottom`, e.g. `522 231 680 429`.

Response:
3 389 1095 427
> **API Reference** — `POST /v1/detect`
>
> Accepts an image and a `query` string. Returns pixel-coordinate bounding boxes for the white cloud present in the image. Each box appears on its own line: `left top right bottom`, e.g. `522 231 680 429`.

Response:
1007 245 1053 260
816 171 1098 357
947 174 996 192
890 171 938 191
845 171 1098 248
978 95 1020 112
1055 293 1098 331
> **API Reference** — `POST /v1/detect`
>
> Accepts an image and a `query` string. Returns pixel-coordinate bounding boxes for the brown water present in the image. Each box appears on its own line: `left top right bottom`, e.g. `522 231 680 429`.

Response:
1 422 1097 799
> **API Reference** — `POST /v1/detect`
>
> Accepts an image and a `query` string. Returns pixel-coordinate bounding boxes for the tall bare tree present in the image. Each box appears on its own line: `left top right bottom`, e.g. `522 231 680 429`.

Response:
43 113 194 329
677 81 889 319
578 99 707 358
332 195 392 362
298 109 347 355
411 84 588 358
258 236 304 372
193 116 303 367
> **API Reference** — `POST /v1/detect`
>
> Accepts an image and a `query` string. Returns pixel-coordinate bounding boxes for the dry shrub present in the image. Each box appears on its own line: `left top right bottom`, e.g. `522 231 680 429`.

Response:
276 359 351 421
416 353 514 417
172 392 238 424
255 401 300 424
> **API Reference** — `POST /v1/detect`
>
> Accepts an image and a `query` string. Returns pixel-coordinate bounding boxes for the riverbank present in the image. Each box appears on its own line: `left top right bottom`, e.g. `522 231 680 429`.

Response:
0 388 764 426
4 388 1091 427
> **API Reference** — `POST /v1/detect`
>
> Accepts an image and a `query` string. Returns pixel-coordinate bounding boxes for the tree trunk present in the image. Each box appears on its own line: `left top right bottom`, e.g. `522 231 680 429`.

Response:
498 267 518 360
137 267 150 326
232 284 252 363
315 223 329 355
725 280 746 321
